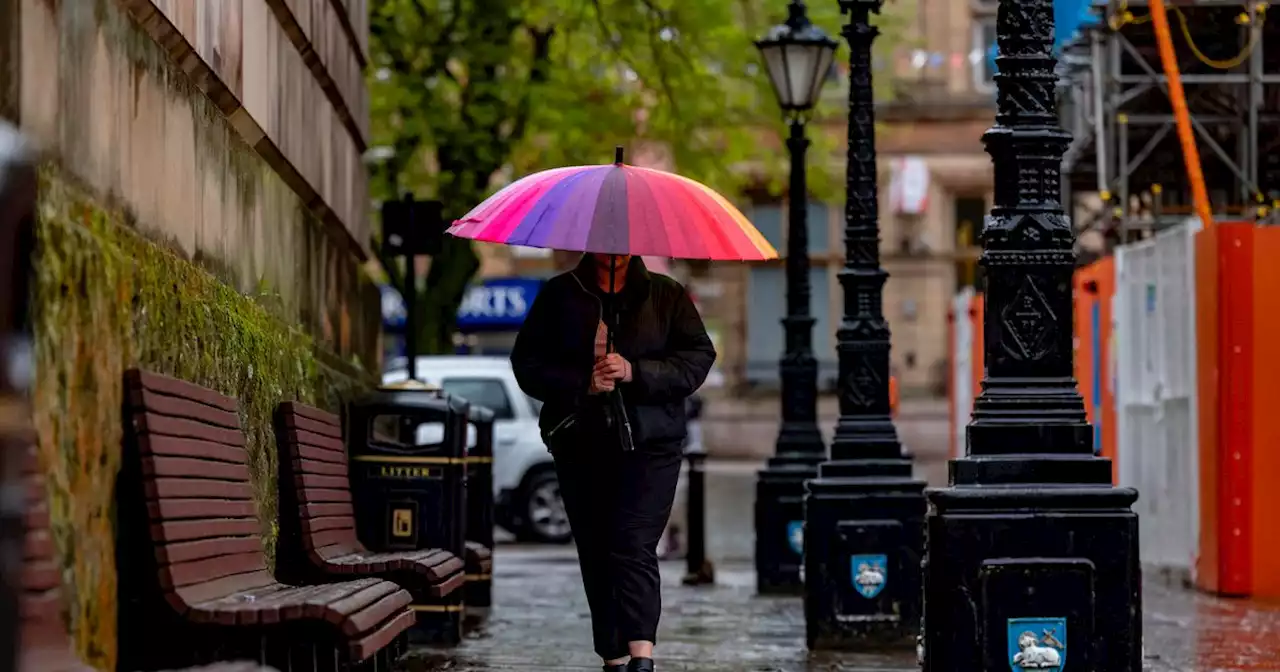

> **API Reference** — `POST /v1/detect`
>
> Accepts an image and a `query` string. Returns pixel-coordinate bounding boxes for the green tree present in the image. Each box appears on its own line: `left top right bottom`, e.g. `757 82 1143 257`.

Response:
368 0 908 354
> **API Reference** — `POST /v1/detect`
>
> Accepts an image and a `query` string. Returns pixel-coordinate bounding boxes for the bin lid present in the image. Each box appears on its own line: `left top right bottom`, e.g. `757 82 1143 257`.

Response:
379 379 441 392
467 404 495 424
349 387 468 416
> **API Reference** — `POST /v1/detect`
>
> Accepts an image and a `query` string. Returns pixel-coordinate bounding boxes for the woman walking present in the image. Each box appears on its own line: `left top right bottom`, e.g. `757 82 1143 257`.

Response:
510 253 715 672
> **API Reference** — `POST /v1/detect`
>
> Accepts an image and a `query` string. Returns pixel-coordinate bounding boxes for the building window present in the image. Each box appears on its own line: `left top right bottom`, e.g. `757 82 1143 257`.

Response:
748 203 784 251
972 17 996 92
744 267 832 388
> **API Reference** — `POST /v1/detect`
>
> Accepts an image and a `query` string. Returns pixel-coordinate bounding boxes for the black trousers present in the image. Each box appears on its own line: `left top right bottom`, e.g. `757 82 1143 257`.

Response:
553 441 683 660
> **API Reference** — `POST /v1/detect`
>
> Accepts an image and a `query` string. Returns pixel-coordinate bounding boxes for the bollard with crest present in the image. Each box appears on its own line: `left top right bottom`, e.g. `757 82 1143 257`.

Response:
920 0 1142 669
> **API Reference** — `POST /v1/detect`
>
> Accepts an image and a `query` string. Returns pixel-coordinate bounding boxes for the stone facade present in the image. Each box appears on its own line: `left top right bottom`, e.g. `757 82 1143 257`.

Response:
6 1 376 667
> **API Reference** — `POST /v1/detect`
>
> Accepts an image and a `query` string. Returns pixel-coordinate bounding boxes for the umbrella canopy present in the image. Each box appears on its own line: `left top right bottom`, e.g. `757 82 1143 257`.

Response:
447 157 778 261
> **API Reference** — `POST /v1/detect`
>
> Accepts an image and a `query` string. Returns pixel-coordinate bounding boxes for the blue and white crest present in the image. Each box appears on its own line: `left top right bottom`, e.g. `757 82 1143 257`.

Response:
786 520 804 555
1007 618 1066 671
849 554 887 598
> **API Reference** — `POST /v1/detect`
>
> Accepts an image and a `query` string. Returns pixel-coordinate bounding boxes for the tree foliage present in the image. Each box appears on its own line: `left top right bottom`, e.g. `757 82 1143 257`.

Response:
368 0 909 354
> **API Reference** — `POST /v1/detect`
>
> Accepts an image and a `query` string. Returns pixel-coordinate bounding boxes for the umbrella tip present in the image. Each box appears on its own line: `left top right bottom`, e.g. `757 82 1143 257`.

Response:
615 146 624 165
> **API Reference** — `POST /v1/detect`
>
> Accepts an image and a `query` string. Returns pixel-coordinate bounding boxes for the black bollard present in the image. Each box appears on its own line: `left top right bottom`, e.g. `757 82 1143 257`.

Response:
921 0 1141 668
681 446 714 586
801 0 925 650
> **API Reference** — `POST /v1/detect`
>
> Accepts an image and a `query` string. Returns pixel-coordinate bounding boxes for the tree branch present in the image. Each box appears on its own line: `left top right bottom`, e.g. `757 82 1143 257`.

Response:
506 26 556 147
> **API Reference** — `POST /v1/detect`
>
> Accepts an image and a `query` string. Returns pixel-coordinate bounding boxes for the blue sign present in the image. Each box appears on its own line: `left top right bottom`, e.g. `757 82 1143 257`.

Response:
1008 618 1066 672
380 277 543 331
786 521 804 555
850 554 887 599
381 284 407 329
456 277 543 331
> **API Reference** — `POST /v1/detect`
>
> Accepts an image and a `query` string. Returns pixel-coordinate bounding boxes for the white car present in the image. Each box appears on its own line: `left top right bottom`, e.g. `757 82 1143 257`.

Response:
382 356 570 543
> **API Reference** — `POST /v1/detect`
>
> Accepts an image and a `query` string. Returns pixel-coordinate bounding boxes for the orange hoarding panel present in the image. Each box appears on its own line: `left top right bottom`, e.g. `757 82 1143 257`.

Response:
1250 227 1280 598
1072 258 1117 484
1195 222 1268 597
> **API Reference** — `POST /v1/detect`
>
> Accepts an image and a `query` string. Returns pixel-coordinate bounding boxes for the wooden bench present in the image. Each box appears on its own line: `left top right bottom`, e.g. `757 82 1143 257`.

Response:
462 405 495 623
117 370 415 671
274 401 467 645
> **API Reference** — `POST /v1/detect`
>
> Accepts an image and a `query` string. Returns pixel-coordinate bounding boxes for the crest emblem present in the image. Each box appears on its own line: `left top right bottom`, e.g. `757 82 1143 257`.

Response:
786 520 804 555
849 554 887 598
1007 618 1066 671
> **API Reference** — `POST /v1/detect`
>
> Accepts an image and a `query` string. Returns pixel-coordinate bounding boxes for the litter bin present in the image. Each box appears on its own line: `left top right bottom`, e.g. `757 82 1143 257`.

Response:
345 381 470 642
464 405 495 619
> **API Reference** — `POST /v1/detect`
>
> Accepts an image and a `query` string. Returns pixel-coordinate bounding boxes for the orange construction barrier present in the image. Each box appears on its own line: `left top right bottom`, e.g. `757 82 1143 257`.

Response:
1073 258 1118 483
1195 222 1280 598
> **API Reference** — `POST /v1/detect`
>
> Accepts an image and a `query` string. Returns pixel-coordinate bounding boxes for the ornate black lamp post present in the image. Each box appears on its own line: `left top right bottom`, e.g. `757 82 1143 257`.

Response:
801 0 926 649
920 0 1141 669
752 0 838 595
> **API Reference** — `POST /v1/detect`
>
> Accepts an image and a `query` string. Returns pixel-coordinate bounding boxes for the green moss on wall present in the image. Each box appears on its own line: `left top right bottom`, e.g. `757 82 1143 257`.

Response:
32 167 371 670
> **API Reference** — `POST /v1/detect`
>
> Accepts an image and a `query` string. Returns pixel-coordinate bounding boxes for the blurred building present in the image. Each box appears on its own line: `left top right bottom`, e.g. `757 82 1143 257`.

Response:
707 0 997 397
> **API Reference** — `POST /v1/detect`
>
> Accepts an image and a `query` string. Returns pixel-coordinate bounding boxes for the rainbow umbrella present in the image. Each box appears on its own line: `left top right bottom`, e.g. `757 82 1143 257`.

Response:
446 147 778 261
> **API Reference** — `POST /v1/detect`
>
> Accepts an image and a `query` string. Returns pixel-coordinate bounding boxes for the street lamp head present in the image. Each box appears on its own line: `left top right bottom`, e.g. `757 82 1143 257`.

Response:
755 0 838 116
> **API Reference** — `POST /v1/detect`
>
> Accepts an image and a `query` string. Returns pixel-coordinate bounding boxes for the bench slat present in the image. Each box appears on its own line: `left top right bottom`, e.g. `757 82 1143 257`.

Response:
148 499 257 521
305 528 359 551
129 388 241 430
333 585 410 636
293 457 347 477
296 473 348 490
163 551 266 589
281 401 340 426
157 536 262 565
287 429 345 455
173 569 277 610
140 435 248 464
283 412 343 439
143 456 251 481
145 478 253 501
152 518 261 543
348 608 415 662
297 487 352 504
301 516 355 533
132 413 244 447
126 370 238 413
300 502 353 518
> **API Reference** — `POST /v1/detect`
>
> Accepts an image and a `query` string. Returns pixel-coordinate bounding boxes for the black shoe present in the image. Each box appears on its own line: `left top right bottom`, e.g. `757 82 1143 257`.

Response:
603 666 626 672
626 658 654 672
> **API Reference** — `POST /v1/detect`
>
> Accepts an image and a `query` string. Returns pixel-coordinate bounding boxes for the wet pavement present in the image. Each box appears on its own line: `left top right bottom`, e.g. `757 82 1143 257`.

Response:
403 545 1280 672
405 420 1280 671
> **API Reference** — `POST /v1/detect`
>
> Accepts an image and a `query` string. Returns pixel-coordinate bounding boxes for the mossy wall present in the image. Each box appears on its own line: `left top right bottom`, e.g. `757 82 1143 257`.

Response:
32 167 373 670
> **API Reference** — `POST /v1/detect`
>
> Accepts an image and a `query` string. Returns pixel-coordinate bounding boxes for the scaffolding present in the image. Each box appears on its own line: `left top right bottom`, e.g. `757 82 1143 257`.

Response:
1060 0 1276 243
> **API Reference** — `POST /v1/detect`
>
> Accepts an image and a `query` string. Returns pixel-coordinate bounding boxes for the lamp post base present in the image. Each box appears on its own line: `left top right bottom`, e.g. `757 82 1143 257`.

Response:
921 484 1141 672
755 454 824 595
803 456 925 650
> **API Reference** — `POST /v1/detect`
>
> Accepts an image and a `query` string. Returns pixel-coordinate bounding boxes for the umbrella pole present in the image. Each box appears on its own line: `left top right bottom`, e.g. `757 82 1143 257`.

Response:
606 254 617 353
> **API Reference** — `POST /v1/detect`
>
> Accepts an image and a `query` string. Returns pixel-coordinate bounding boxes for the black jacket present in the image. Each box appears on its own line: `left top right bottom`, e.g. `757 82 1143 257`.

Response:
510 256 716 451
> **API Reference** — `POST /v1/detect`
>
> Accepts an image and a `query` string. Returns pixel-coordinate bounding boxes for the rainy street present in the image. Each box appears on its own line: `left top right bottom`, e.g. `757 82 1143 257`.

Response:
401 405 1280 671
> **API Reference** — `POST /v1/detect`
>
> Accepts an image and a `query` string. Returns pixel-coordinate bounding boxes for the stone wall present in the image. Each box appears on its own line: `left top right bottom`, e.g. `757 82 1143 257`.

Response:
9 0 378 668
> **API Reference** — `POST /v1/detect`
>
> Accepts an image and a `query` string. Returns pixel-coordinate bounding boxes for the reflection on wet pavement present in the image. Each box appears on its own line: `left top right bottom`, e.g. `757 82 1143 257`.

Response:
402 546 917 672
1144 578 1280 672
406 456 1280 671
403 547 1280 672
